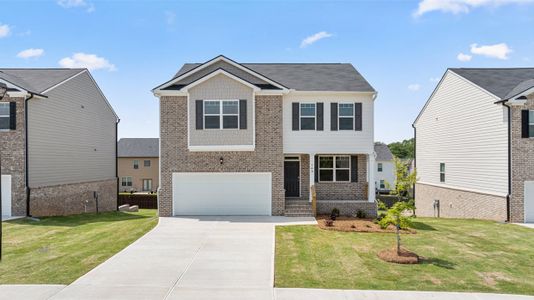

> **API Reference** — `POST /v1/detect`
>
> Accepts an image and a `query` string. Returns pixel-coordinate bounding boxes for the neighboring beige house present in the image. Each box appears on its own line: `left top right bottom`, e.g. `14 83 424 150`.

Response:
153 55 377 217
374 142 395 194
414 68 534 223
118 138 159 193
0 68 118 218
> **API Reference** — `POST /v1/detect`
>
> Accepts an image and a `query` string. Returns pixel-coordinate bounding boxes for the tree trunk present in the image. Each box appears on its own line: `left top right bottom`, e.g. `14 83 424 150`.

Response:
396 224 401 255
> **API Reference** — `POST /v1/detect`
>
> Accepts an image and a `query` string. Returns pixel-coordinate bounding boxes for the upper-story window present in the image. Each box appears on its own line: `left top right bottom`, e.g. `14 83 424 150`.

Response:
530 111 534 137
121 176 132 187
440 163 445 182
0 103 10 130
319 155 350 182
300 103 316 130
338 103 354 130
133 160 139 169
377 163 383 172
204 100 239 129
144 160 151 167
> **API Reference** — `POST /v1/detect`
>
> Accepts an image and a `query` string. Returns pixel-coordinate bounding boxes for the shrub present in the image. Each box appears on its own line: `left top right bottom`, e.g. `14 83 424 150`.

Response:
377 200 388 211
356 210 366 219
376 212 387 222
330 208 340 220
324 219 334 227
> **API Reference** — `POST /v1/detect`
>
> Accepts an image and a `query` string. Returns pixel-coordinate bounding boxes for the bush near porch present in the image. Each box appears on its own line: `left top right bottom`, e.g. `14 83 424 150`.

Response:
275 218 534 295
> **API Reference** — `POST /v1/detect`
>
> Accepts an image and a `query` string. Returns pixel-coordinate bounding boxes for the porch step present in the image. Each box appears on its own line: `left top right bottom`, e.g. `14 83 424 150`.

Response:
285 200 314 217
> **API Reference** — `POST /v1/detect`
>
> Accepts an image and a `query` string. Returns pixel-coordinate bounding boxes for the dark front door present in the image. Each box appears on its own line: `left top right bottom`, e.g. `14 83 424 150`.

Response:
284 160 300 197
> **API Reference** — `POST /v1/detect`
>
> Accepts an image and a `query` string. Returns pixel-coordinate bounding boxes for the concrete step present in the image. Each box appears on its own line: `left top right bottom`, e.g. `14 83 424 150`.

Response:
285 212 315 217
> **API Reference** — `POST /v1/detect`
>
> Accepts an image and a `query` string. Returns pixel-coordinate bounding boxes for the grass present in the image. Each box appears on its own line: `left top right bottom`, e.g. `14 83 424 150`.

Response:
275 218 534 295
0 209 158 284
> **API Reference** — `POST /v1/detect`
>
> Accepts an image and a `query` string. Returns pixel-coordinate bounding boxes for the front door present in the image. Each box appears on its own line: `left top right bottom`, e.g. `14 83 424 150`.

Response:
143 179 152 192
284 160 300 197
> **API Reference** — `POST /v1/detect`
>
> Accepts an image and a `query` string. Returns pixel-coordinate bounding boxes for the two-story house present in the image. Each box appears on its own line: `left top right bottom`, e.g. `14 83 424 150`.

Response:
1 68 118 218
374 142 395 193
414 68 534 223
153 55 377 217
118 138 159 193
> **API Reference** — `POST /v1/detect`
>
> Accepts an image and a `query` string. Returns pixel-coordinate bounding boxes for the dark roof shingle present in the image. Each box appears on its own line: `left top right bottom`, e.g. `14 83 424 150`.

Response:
118 138 159 157
0 68 86 94
374 142 393 161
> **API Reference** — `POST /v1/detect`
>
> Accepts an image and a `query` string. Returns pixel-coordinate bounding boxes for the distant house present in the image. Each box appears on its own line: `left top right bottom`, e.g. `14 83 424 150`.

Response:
414 68 534 222
374 142 395 194
118 138 159 193
1 68 119 218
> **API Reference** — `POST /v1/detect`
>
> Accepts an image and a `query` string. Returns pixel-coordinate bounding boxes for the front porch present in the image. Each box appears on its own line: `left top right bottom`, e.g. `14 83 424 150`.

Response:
284 153 377 217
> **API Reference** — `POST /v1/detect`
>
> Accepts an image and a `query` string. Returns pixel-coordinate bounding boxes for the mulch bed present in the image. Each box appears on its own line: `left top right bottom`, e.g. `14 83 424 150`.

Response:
316 215 416 234
377 247 420 264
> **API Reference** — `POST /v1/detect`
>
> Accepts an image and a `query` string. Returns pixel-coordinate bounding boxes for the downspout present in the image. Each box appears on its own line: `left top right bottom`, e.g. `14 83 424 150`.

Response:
115 118 120 211
25 93 34 217
503 103 511 223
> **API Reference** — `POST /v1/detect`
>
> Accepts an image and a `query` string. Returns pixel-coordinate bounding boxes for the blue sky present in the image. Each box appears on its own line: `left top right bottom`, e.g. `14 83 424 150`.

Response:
1 0 533 143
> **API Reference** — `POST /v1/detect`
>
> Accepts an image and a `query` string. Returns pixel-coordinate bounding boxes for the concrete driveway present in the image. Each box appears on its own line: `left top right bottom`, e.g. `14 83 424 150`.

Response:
49 216 315 300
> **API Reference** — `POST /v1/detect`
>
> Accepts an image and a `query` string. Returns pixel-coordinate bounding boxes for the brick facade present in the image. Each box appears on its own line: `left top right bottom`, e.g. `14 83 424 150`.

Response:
159 95 285 217
315 154 368 201
30 178 117 217
0 95 27 216
415 183 507 221
317 200 377 217
510 95 534 222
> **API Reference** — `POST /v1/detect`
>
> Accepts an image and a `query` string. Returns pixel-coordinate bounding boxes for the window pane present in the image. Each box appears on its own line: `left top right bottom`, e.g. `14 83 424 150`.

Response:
0 103 9 116
336 156 350 168
440 163 445 172
204 101 220 114
336 170 350 181
0 117 9 130
300 103 315 116
378 163 383 171
300 117 315 130
223 115 238 129
530 110 534 123
530 125 534 137
223 101 238 114
205 116 220 129
319 157 333 168
320 170 333 181
339 117 354 130
144 160 151 167
339 103 353 116
440 173 445 182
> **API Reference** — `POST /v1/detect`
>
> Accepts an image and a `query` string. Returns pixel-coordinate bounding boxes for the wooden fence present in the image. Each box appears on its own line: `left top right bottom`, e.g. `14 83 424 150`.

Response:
118 194 158 209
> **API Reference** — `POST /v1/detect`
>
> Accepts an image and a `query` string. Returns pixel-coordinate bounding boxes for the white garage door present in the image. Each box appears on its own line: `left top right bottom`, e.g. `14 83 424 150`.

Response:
172 172 272 216
525 181 534 223
1 175 12 219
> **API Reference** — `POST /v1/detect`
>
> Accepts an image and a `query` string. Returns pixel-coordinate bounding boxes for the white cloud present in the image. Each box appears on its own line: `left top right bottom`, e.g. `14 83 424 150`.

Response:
59 53 116 71
408 84 421 91
17 48 44 59
470 43 512 59
414 0 534 17
165 11 176 25
457 52 473 61
0 24 11 38
57 0 95 12
300 31 333 48
429 77 441 82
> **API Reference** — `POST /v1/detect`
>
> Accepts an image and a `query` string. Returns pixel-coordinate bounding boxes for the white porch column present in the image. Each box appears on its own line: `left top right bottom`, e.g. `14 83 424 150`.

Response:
367 153 376 203
309 153 316 202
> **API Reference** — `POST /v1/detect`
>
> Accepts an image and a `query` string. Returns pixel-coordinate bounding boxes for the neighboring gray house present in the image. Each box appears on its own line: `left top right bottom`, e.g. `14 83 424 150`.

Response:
374 142 395 193
118 138 159 193
153 55 377 217
0 68 119 218
414 68 534 223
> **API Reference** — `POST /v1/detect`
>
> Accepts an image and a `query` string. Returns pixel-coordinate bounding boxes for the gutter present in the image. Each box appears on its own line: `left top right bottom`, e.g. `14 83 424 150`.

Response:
503 103 512 223
25 93 34 217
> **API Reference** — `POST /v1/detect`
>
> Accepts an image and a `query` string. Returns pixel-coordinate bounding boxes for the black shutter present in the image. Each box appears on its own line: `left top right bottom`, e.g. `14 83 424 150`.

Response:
330 103 338 131
354 102 362 131
522 110 530 138
239 99 247 129
292 102 299 131
9 102 16 130
317 102 324 131
314 155 319 183
195 100 203 130
351 155 358 182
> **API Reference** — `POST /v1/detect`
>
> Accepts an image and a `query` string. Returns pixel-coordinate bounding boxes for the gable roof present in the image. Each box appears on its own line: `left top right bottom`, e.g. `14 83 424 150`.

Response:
118 138 159 157
450 68 534 100
374 142 393 161
156 55 375 93
0 68 85 94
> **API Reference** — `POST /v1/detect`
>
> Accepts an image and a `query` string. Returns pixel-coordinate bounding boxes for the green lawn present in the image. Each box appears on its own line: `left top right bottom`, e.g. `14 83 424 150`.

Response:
0 209 158 284
276 218 534 295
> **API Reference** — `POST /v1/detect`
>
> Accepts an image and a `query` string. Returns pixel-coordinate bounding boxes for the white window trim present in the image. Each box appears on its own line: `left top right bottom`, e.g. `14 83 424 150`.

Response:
338 102 354 131
203 99 240 130
299 102 317 131
0 102 10 131
121 176 133 187
318 155 351 183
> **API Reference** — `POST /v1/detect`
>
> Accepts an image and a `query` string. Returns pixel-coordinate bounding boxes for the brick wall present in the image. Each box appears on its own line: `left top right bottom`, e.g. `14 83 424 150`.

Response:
315 154 367 201
0 95 27 216
415 183 507 221
159 95 285 217
317 201 377 217
510 95 534 222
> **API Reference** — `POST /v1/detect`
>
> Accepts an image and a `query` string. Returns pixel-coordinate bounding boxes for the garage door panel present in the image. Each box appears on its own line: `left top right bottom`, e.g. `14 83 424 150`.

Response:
1 175 12 218
172 173 272 216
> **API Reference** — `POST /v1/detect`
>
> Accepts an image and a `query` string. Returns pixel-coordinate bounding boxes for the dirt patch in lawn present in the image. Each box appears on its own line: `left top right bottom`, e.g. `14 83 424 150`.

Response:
316 215 415 234
378 248 420 264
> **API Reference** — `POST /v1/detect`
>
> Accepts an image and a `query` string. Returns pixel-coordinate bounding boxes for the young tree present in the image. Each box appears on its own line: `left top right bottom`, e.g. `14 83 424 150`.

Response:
379 202 414 254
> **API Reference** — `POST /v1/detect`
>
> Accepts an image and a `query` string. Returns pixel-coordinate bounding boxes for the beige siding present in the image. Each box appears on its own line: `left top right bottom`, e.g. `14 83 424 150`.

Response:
415 71 508 196
188 74 254 146
118 157 159 192
28 71 117 187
